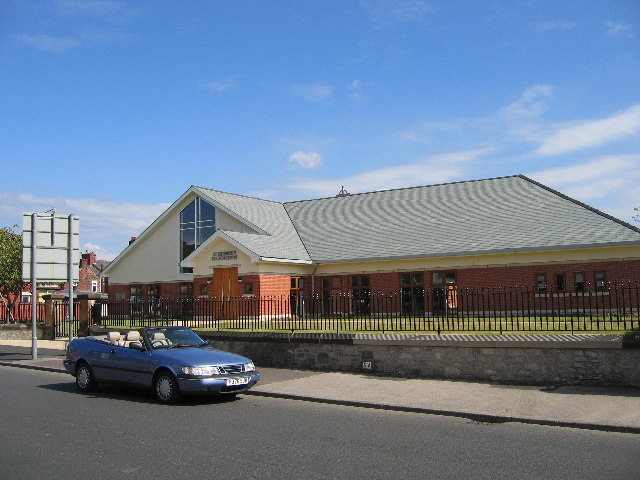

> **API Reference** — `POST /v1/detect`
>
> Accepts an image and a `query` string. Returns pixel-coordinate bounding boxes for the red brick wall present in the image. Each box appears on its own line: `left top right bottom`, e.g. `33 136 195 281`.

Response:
106 259 640 299
258 275 291 297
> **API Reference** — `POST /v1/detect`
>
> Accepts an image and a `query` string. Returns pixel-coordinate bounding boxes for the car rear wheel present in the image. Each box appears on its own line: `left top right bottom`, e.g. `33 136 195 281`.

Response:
75 362 98 393
154 371 181 403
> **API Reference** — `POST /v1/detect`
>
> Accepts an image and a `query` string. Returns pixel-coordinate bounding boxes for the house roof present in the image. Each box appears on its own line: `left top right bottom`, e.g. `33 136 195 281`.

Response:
104 175 640 274
193 187 311 262
282 175 640 263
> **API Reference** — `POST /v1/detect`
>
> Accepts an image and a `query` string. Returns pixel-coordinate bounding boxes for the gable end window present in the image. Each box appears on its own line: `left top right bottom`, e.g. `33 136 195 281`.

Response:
180 197 216 273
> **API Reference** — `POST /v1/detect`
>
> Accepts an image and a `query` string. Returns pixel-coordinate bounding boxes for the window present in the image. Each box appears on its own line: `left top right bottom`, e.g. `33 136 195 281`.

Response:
180 283 193 299
401 273 424 315
555 273 566 292
180 198 216 273
595 271 606 290
130 285 143 301
91 280 98 292
536 274 546 292
575 273 585 292
351 275 370 314
433 271 456 285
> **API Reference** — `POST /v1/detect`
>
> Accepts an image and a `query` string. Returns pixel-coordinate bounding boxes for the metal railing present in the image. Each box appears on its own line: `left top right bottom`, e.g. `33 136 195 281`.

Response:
95 282 640 334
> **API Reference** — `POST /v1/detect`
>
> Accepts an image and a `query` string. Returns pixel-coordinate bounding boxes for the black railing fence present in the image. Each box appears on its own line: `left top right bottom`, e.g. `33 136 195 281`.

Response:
96 282 640 334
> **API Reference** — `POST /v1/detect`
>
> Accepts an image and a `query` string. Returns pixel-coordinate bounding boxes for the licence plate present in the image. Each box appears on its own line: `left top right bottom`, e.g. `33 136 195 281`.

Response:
226 377 249 386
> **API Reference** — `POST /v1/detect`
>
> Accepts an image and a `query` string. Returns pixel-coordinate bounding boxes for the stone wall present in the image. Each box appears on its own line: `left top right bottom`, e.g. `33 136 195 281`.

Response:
0 324 45 340
199 332 640 387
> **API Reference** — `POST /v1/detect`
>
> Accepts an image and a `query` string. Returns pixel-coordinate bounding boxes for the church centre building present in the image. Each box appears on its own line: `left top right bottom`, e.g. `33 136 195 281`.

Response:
102 175 640 309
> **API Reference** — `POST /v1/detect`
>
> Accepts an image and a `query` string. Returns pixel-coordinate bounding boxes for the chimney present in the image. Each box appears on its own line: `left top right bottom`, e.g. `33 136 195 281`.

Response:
129 237 137 245
81 251 96 266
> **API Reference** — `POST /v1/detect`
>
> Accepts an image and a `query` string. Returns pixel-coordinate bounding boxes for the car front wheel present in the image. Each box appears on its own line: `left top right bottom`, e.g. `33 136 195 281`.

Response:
75 362 98 393
154 371 181 403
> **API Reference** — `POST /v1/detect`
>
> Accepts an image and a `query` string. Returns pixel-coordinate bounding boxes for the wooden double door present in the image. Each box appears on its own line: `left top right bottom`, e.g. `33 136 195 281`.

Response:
212 267 238 319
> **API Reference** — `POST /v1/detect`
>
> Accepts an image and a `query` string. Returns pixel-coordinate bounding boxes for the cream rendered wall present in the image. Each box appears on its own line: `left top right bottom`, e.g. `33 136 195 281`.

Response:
311 245 640 277
107 194 265 285
106 207 184 285
190 237 255 276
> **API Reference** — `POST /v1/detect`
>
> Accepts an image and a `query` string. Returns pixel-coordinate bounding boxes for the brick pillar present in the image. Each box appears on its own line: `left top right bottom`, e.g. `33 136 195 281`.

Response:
77 293 103 336
42 294 65 340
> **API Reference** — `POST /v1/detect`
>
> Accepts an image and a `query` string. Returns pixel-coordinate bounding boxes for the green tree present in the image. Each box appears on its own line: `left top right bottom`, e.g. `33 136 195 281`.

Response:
0 225 26 323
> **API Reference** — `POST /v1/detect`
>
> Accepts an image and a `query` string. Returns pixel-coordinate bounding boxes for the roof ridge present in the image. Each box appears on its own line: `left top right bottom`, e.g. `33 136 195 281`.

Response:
282 175 523 205
193 185 284 205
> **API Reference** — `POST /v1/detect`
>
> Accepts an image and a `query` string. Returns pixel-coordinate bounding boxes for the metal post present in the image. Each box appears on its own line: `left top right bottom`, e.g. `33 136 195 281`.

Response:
68 215 74 342
31 213 38 360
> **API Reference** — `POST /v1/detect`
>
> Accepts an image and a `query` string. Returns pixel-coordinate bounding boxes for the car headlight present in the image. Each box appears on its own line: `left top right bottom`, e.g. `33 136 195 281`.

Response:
182 366 222 376
244 362 255 372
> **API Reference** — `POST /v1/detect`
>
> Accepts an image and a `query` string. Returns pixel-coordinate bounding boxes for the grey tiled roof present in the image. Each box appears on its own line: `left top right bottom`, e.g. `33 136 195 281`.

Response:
194 187 311 262
282 175 640 263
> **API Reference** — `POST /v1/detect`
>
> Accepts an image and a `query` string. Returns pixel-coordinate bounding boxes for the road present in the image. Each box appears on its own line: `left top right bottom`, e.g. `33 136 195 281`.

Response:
1 366 639 480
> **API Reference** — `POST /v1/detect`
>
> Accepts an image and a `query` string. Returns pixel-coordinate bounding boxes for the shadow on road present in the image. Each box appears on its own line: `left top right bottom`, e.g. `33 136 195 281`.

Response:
38 381 247 406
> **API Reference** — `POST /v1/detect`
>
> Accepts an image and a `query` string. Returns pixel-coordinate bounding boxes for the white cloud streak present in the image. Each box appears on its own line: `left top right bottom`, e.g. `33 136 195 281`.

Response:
290 83 334 102
288 149 489 196
288 151 323 169
0 190 169 260
527 154 640 220
535 105 640 155
15 34 81 53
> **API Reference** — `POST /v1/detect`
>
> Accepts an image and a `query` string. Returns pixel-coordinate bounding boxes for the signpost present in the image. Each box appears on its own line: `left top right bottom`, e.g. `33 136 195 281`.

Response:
22 212 80 359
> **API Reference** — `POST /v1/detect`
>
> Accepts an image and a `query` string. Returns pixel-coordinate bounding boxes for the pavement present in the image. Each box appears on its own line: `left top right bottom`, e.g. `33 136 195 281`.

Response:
1 339 639 434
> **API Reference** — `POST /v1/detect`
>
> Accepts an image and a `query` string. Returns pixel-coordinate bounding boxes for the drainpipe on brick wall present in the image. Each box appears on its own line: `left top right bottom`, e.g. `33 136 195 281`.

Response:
311 264 319 296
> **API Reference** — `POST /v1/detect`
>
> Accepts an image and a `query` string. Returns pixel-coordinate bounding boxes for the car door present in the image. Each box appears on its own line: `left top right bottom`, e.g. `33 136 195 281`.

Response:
105 345 152 386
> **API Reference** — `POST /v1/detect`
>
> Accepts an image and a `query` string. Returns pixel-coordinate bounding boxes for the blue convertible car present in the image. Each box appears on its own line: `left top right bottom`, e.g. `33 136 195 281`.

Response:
64 326 260 403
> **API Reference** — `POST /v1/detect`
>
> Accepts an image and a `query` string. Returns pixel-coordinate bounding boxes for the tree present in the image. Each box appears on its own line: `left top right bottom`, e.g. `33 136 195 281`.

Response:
0 225 26 323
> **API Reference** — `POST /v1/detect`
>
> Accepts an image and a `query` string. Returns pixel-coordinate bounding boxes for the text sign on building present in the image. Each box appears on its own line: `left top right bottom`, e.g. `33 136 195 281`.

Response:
22 213 80 282
212 250 237 261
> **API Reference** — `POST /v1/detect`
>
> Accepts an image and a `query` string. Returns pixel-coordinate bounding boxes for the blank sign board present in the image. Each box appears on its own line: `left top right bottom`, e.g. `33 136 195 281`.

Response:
22 213 80 282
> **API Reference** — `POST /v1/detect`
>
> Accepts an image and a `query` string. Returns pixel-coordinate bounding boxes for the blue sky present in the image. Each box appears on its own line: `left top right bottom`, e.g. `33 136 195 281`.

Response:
1 0 639 260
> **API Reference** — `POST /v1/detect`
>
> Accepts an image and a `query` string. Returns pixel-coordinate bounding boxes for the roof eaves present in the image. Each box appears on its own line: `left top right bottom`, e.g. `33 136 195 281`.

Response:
310 240 640 265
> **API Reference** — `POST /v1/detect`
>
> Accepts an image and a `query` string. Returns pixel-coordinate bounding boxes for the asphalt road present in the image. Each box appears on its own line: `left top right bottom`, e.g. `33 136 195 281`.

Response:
1 366 639 480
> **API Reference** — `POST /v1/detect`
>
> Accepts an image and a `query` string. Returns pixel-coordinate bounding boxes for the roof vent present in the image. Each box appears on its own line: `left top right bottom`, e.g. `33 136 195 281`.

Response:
337 186 351 197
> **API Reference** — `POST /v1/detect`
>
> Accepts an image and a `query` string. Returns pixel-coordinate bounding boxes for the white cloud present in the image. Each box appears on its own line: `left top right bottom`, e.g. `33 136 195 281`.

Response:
200 77 239 93
527 154 640 221
16 34 80 53
605 21 634 37
361 0 434 27
528 21 577 33
288 151 323 169
290 83 334 103
535 104 640 155
0 190 169 260
55 0 137 23
288 149 488 196
402 84 554 145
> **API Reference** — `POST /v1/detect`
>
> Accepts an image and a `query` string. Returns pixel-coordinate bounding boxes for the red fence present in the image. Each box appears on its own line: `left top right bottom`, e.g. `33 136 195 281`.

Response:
0 302 45 322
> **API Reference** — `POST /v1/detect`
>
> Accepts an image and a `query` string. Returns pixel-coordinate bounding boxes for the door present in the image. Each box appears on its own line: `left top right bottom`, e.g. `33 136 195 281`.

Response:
212 267 238 319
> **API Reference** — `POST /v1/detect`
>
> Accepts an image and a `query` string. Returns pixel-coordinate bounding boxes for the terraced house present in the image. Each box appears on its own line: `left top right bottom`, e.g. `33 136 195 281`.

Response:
102 175 640 316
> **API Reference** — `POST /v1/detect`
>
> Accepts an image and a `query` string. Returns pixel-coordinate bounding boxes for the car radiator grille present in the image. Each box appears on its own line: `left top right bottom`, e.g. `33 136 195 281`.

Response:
220 364 244 374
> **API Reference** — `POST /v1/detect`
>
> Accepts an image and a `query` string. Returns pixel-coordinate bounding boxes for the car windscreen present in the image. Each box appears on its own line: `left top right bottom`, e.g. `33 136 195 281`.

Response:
146 328 206 349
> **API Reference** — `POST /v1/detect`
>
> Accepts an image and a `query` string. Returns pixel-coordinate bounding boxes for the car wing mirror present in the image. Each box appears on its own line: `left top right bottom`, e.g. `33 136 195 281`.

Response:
128 342 144 351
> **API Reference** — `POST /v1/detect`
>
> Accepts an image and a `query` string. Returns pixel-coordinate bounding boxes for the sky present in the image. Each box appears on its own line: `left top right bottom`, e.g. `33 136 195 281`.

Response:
1 0 639 261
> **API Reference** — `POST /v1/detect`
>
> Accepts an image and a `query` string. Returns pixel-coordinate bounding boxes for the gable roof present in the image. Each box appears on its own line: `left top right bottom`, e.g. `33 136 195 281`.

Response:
283 175 640 263
104 175 640 275
193 187 311 262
